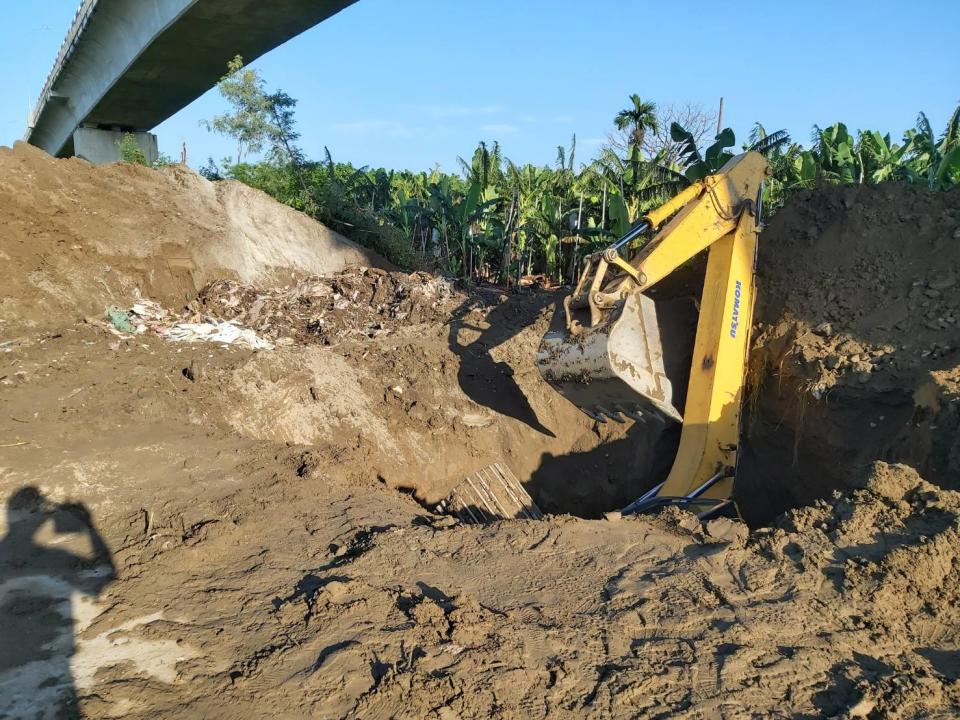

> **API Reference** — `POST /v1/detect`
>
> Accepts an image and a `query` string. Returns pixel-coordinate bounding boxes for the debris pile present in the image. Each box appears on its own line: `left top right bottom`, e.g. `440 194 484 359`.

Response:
196 268 462 345
104 297 273 350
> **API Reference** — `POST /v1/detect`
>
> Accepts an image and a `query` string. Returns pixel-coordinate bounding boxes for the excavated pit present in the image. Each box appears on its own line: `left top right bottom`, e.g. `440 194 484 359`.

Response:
10 135 951 527
198 182 960 526
498 182 960 525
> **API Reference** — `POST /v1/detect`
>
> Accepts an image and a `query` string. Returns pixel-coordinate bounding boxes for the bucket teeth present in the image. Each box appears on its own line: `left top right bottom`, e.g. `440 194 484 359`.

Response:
613 405 645 422
595 406 625 423
584 404 658 425
623 407 646 423
580 407 604 422
579 405 663 424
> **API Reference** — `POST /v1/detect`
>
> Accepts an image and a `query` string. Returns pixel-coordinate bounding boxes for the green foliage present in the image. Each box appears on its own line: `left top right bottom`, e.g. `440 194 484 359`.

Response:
900 110 960 189
615 94 659 149
672 123 737 181
117 135 177 170
202 56 275 164
117 133 148 166
202 74 960 283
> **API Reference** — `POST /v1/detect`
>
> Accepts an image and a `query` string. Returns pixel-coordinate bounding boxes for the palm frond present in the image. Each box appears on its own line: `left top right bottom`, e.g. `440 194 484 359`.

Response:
809 125 823 148
747 122 767 147
749 129 791 156
613 110 633 131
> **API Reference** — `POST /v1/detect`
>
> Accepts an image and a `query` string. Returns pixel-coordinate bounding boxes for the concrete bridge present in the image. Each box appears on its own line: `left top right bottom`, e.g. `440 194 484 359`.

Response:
25 0 358 163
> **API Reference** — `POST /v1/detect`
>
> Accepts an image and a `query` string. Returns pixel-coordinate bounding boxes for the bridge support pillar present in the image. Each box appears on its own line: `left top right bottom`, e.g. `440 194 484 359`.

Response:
72 127 159 165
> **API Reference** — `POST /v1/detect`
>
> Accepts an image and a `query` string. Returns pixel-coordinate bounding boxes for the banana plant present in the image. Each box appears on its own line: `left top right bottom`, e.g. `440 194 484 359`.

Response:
672 123 736 181
901 110 960 189
811 123 863 183
859 131 908 183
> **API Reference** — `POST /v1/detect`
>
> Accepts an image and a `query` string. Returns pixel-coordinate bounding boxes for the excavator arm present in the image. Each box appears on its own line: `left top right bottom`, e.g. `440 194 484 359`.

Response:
537 151 770 516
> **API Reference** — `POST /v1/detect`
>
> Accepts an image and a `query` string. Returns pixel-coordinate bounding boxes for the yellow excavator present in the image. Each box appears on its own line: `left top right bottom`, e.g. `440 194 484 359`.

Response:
537 151 770 518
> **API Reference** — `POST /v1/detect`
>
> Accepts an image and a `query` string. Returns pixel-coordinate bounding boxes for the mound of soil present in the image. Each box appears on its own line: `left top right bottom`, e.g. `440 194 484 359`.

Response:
741 182 960 523
0 142 387 333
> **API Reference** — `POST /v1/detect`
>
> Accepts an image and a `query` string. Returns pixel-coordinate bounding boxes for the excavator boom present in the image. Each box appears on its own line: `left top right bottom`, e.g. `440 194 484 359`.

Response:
537 151 770 515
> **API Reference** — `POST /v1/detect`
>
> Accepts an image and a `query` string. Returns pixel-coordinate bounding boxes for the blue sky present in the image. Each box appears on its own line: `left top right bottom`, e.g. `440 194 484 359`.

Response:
2 0 958 172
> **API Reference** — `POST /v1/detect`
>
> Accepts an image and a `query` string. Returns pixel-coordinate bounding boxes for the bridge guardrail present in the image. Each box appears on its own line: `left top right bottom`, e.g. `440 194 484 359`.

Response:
26 0 99 136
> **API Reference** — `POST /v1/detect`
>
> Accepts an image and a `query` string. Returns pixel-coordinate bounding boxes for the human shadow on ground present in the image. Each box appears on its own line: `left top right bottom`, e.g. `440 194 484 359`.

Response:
447 293 555 436
0 487 116 719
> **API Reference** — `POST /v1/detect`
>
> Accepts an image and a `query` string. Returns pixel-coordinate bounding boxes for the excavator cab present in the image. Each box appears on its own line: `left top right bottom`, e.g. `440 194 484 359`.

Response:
537 151 770 517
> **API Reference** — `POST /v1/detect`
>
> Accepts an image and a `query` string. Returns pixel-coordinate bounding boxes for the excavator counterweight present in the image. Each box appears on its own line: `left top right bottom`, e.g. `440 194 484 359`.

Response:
537 151 770 516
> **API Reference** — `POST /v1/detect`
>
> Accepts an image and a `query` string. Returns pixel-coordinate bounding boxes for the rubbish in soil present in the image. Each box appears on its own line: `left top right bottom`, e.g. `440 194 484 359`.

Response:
105 307 135 334
161 321 273 350
103 298 273 349
194 269 460 345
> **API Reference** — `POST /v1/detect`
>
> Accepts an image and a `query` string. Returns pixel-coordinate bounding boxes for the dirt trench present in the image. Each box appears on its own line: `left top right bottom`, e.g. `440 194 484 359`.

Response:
465 181 960 527
201 279 668 519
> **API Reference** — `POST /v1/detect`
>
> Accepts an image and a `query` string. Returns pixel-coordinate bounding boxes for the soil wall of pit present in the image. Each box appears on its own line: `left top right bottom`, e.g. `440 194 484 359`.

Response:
739 182 960 524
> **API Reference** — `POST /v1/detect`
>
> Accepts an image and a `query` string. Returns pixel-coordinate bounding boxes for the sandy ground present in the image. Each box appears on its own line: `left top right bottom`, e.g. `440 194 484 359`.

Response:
1 149 959 719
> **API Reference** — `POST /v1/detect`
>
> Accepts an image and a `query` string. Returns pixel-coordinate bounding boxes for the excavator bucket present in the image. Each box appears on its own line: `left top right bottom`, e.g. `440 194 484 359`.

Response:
537 292 683 424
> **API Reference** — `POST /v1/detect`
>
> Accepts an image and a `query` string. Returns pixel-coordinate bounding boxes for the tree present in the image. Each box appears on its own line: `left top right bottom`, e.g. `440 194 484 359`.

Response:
458 140 504 190
645 103 715 162
203 56 305 167
203 56 275 164
605 102 716 165
204 55 314 208
614 94 659 152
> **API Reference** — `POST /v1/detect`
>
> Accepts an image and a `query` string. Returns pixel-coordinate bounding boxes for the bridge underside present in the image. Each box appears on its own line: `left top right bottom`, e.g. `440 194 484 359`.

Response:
28 0 357 160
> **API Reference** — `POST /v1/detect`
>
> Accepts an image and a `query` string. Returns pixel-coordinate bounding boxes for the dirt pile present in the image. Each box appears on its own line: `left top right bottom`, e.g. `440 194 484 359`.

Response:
741 182 960 522
0 142 386 333
196 269 461 345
